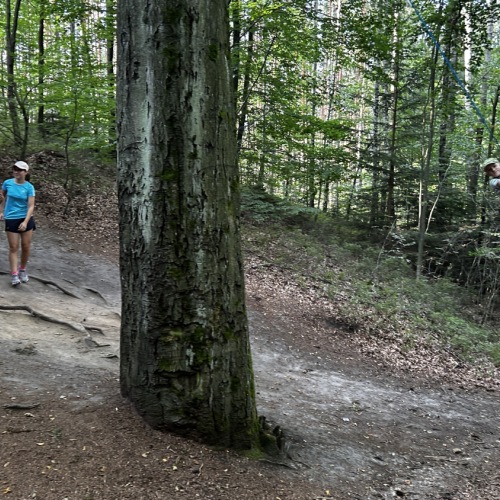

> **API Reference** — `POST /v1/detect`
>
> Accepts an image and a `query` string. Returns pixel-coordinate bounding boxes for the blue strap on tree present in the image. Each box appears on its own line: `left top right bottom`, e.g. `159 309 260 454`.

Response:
407 0 500 148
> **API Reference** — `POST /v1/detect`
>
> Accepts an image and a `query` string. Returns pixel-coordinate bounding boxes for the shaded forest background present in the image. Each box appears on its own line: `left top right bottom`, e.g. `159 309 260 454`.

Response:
2 0 500 368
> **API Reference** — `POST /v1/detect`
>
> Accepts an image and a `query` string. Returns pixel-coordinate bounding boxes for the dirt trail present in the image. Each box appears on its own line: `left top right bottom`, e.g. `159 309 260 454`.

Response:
249 305 500 499
0 224 121 368
0 225 499 499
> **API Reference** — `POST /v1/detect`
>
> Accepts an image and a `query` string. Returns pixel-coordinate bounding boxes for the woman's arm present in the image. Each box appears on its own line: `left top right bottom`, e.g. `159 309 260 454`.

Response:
0 190 6 220
18 196 35 231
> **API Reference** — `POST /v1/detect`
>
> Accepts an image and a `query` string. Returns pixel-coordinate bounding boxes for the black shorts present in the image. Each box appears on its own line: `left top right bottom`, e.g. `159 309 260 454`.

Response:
5 217 36 233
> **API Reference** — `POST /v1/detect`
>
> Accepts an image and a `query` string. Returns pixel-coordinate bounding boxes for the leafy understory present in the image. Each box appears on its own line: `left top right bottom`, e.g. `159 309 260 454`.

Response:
241 191 500 389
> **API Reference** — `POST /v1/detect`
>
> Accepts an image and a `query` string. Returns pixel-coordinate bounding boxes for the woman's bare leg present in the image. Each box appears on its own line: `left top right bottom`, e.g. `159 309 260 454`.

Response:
6 231 20 273
19 229 33 268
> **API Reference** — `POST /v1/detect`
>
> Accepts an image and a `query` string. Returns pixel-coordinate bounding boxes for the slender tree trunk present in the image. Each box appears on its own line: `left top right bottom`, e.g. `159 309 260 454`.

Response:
371 80 381 225
469 125 484 217
380 72 390 218
387 5 400 220
387 80 397 219
106 0 116 144
236 29 253 155
435 9 458 227
488 86 500 157
322 181 329 212
335 180 339 215
5 0 23 147
484 16 496 160
18 99 29 160
257 89 267 188
308 131 316 207
346 168 359 221
37 0 45 129
464 4 479 217
232 0 241 95
117 0 260 450
417 46 438 280
321 44 338 216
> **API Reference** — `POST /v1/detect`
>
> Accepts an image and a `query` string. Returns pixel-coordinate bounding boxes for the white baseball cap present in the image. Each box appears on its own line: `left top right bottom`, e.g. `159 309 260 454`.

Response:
14 161 29 171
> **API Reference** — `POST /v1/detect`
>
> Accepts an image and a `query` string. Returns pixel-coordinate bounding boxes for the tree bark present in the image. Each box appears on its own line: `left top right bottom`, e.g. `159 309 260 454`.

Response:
106 0 116 145
322 180 329 212
417 46 438 280
5 0 23 147
231 0 241 95
488 86 500 157
236 28 253 155
117 0 260 450
370 79 381 225
434 8 458 227
37 0 45 129
387 4 400 220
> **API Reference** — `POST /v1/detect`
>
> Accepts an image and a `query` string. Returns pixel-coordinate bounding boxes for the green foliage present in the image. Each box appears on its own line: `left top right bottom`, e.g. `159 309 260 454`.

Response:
243 207 500 367
0 0 116 160
241 186 320 222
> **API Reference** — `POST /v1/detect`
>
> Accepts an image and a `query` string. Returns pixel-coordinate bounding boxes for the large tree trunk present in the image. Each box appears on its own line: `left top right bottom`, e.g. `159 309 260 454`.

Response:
116 0 260 450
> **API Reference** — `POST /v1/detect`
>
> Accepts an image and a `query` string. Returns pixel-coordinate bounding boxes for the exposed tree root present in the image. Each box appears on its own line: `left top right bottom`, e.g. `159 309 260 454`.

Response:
258 458 297 469
84 287 108 303
3 403 40 410
0 304 87 333
83 326 106 336
0 271 81 299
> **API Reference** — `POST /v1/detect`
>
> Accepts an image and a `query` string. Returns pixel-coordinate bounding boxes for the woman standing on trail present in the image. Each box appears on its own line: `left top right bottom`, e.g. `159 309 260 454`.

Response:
0 161 36 286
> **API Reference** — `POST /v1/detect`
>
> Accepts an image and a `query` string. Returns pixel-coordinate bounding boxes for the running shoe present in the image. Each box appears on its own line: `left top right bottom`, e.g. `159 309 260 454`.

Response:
18 268 29 283
11 273 21 286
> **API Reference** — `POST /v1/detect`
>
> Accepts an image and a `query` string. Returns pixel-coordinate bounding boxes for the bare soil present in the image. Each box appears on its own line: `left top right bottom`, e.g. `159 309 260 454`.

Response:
1 155 500 500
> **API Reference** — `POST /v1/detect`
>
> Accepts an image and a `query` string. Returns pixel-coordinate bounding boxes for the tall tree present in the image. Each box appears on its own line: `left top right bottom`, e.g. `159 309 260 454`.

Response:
37 0 45 129
5 0 23 150
117 0 261 449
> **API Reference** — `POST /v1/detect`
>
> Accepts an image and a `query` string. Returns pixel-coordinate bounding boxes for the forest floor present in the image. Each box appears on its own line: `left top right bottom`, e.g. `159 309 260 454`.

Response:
0 153 500 500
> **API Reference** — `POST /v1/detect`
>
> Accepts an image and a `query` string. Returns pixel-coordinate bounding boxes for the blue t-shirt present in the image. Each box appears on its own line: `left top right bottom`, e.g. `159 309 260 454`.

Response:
2 179 35 219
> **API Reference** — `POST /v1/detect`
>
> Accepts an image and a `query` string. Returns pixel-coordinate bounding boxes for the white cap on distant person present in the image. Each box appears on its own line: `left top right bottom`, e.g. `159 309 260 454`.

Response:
14 161 29 171
482 157 499 170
